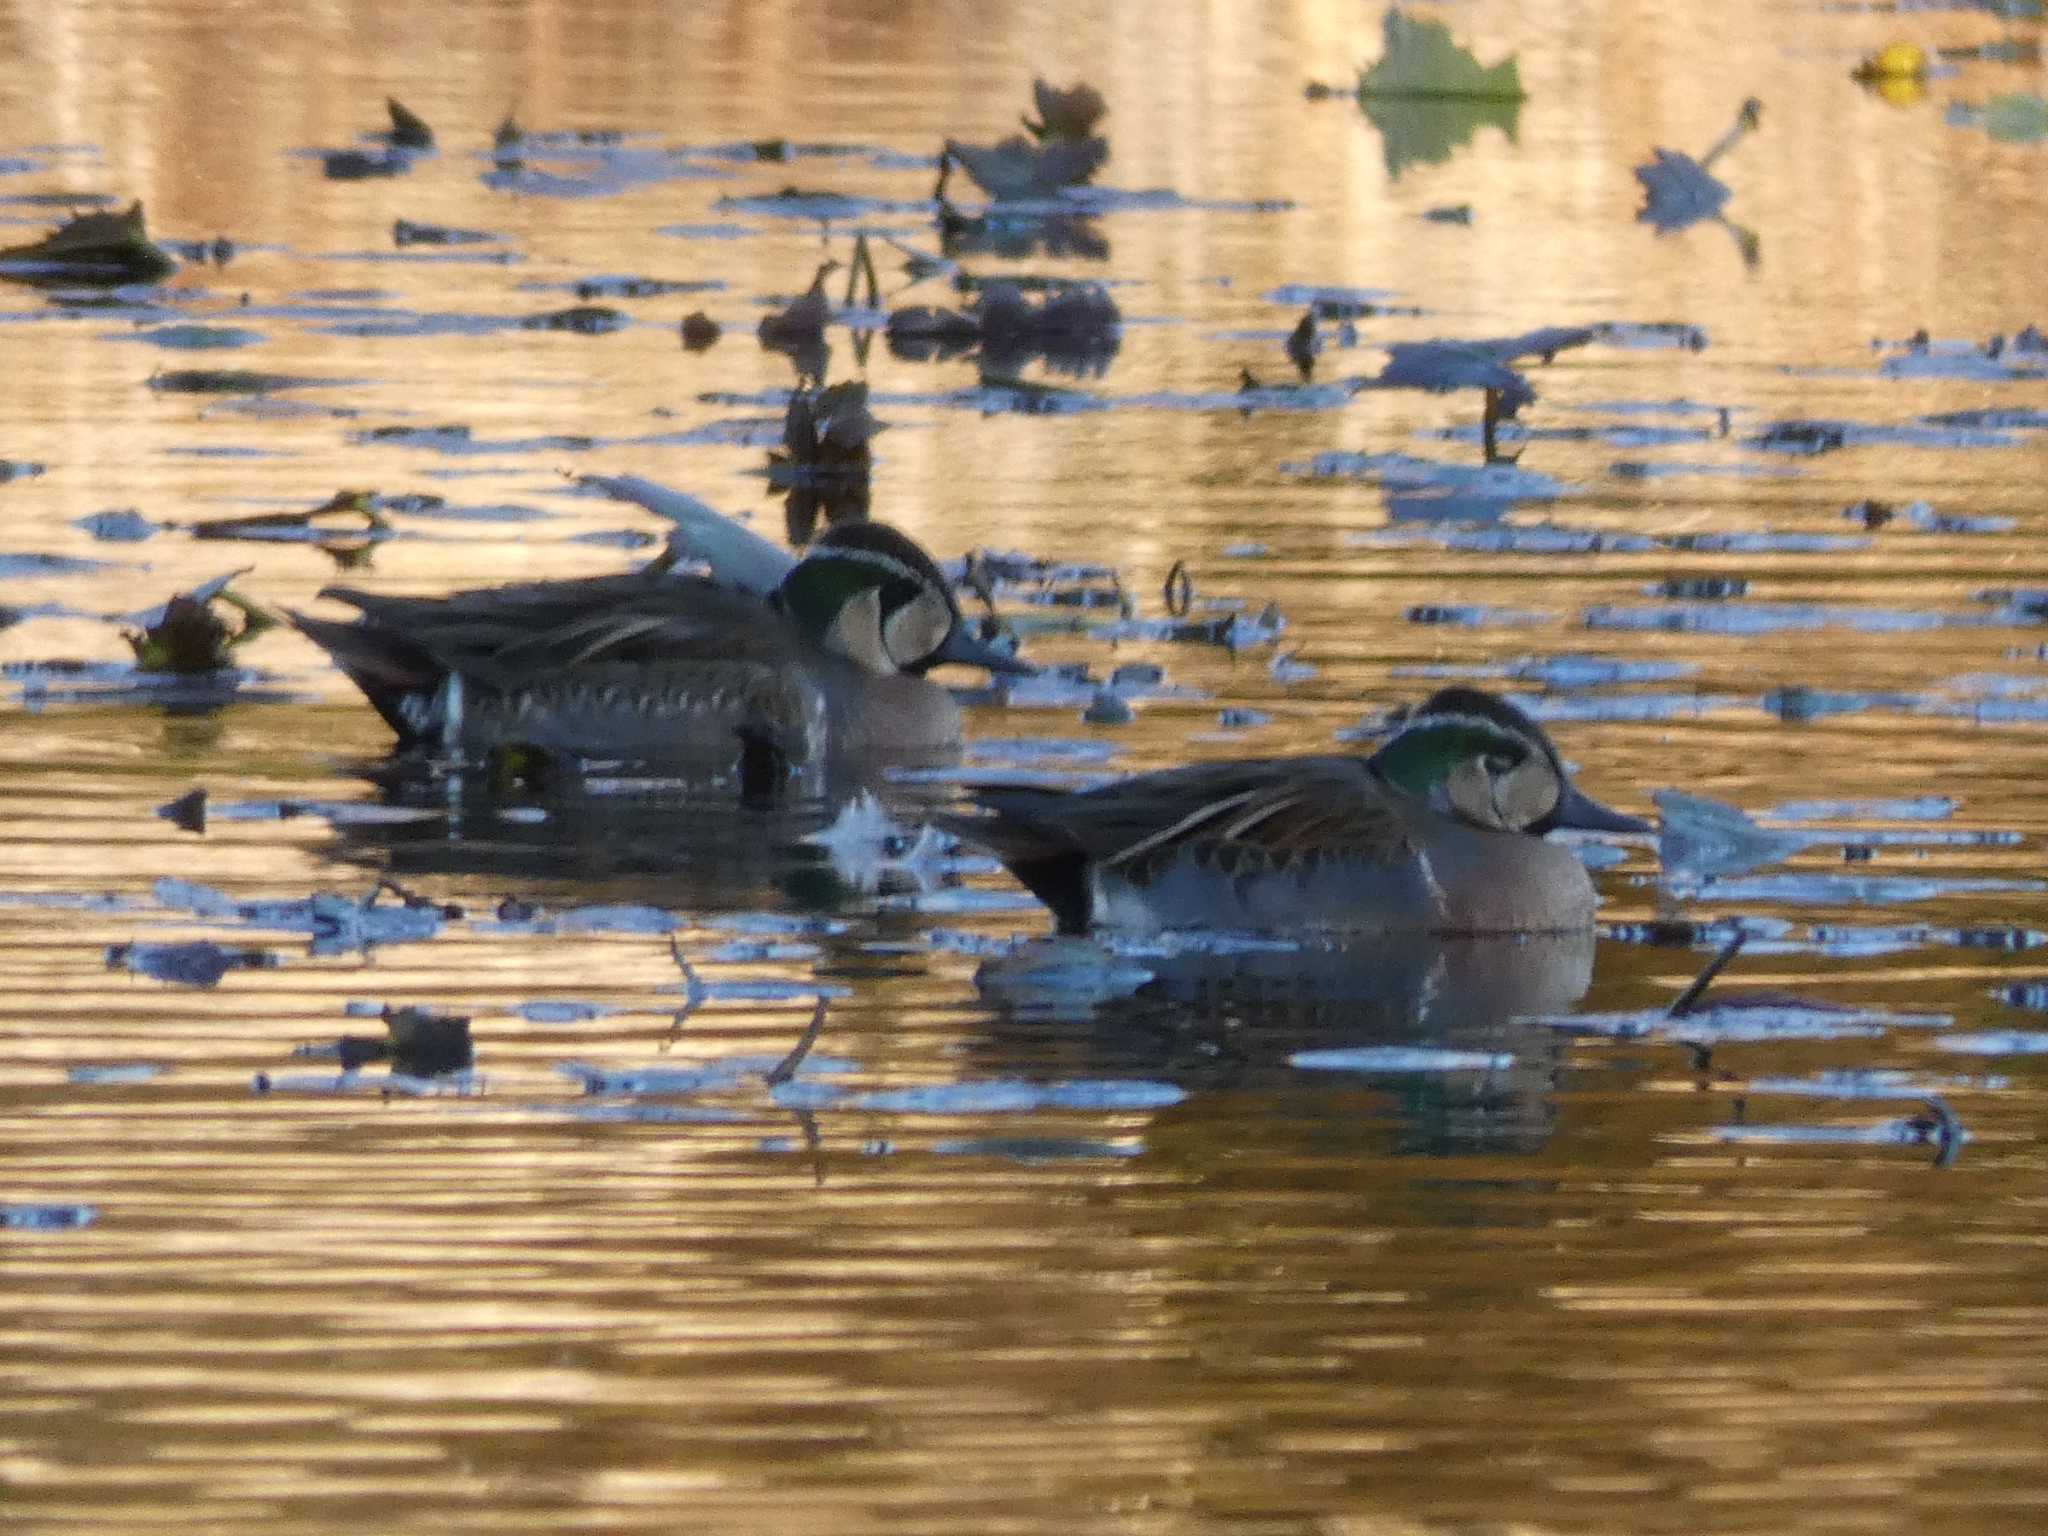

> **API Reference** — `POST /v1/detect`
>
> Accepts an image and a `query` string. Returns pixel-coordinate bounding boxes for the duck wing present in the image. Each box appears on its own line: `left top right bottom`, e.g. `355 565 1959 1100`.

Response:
298 575 806 744
947 756 1412 932
319 575 799 684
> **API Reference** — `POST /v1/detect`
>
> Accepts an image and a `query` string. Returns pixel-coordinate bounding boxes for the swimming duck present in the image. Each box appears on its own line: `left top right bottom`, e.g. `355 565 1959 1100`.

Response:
943 687 1649 934
291 521 1031 774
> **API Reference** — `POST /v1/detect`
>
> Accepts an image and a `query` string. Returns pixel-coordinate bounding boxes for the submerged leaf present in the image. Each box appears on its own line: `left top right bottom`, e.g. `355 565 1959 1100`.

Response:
941 135 1108 201
1982 93 2048 143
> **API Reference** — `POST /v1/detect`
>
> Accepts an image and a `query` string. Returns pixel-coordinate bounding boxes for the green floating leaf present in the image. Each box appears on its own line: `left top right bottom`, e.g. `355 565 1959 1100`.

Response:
1359 9 1524 102
1984 93 2048 144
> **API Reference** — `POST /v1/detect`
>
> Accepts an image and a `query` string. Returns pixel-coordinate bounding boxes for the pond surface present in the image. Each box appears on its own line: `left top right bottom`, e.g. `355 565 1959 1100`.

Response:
4 1 2048 1530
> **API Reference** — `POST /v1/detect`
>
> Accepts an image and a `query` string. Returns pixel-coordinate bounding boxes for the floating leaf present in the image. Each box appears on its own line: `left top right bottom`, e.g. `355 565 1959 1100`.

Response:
123 576 276 674
1292 1047 1513 1073
1634 100 1760 257
942 135 1108 201
148 368 333 395
383 97 434 151
1655 790 1810 882
1358 11 1524 101
0 201 175 284
1983 93 2048 143
1023 79 1108 142
107 940 276 987
298 1006 472 1076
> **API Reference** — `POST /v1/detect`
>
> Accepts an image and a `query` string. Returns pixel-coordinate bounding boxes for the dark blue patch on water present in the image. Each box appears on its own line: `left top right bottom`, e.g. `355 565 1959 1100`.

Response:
2 1204 96 1231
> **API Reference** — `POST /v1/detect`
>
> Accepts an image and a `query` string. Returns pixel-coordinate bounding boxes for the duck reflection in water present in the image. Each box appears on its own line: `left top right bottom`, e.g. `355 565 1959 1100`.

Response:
976 931 1595 1159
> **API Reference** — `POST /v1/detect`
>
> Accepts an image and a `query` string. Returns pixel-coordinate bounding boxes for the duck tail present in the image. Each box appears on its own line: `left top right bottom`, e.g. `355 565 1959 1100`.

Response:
287 607 443 745
937 787 1095 934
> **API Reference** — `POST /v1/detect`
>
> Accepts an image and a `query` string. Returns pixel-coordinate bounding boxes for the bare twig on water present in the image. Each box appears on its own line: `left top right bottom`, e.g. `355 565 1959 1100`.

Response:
1908 1097 1963 1170
1667 930 1746 1018
765 996 830 1087
667 936 708 1036
851 232 882 309
1481 386 1525 465
787 1109 827 1186
1163 559 1194 618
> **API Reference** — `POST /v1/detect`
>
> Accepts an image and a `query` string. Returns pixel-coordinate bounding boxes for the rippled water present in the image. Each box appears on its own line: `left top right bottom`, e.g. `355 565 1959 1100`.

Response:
4 1 2048 1530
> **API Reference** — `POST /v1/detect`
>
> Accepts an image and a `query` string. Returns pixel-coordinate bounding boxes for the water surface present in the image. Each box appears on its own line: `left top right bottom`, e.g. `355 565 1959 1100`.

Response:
4 2 2048 1531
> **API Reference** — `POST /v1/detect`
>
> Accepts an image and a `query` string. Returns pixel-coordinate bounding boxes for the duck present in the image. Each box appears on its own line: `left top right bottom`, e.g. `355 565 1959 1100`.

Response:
941 687 1650 935
290 521 1032 776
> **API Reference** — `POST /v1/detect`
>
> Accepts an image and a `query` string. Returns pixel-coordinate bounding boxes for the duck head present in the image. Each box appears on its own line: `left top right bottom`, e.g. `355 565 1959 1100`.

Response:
774 523 1034 678
1368 686 1650 836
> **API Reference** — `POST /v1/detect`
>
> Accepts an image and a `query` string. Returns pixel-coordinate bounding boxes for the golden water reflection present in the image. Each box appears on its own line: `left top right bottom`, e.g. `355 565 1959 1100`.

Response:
3 0 2048 1531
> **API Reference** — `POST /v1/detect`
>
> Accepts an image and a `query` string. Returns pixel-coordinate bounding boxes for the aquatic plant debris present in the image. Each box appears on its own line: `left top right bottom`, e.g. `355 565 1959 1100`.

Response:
298 1006 474 1077
1635 99 1760 250
1657 790 1812 883
1291 1047 1514 1073
1540 1003 1949 1046
107 940 276 987
1296 451 1567 501
875 1079 1183 1113
1358 11 1524 99
3 1204 96 1230
0 201 174 283
0 9 2045 1384
151 877 448 952
124 572 275 673
1949 94 2048 143
1937 1031 2048 1056
943 80 1109 202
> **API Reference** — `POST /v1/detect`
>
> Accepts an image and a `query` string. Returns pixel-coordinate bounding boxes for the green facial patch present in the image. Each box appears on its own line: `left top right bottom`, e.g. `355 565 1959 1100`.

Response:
1369 716 1529 801
777 550 925 643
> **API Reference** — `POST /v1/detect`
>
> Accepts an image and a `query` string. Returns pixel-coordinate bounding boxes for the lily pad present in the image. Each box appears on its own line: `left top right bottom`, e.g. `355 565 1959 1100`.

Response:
1359 11 1524 100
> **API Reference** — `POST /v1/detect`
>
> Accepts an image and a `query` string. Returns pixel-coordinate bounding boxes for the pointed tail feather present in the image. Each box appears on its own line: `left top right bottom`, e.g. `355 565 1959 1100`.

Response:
938 789 1095 934
288 608 442 743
